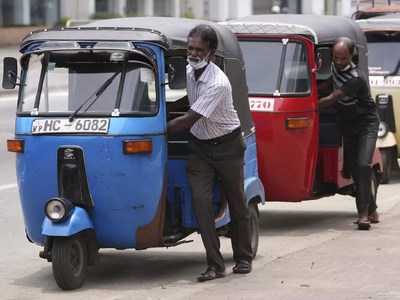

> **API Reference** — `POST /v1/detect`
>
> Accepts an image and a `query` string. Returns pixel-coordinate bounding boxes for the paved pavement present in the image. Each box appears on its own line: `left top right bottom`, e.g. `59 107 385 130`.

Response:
146 192 400 300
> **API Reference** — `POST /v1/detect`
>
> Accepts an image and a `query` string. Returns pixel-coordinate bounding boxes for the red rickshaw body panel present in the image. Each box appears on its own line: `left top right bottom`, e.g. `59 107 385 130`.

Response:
242 36 320 201
319 147 353 188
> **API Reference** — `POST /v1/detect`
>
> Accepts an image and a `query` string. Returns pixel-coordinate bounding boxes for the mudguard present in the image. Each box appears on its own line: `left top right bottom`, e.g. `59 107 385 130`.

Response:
41 206 94 237
376 132 397 148
372 148 383 173
244 176 265 205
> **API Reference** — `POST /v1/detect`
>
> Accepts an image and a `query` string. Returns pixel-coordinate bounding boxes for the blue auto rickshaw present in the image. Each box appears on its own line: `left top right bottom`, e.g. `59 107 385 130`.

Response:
3 17 265 290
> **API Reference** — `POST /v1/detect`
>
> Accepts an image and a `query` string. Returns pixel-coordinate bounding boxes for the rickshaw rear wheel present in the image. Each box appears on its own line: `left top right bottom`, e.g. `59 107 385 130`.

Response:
249 205 259 259
52 234 88 290
371 171 378 204
380 148 392 184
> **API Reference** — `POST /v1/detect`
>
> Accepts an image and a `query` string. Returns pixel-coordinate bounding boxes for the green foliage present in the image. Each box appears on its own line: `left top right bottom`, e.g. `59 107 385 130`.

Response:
58 17 71 26
182 7 195 19
126 12 145 17
90 12 122 20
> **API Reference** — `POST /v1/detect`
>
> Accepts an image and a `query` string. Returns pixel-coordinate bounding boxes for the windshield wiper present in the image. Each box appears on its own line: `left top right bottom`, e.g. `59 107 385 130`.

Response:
69 65 123 122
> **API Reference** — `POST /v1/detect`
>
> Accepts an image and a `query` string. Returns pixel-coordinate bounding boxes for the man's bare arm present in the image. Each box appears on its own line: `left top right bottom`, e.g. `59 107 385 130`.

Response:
317 77 333 91
167 109 202 134
166 95 189 114
318 89 347 109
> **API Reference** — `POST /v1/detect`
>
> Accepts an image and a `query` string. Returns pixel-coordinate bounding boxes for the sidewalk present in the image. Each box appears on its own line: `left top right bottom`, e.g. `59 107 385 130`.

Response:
152 201 400 300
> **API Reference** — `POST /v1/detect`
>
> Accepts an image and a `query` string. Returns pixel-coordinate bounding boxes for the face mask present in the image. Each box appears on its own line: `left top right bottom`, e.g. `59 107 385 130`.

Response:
333 62 351 72
340 64 351 72
187 51 210 70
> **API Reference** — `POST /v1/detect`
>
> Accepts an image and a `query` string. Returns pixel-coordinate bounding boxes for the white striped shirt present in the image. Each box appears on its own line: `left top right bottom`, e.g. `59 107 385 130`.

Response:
187 62 240 140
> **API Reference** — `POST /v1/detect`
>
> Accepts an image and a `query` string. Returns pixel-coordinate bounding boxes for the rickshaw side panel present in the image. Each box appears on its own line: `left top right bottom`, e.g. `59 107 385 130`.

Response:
237 36 319 202
253 108 318 201
319 147 353 188
166 133 262 229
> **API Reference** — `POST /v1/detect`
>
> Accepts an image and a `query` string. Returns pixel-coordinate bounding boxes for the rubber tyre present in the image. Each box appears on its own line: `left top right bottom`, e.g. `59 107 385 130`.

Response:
371 170 378 204
249 205 259 259
380 148 392 184
52 234 88 290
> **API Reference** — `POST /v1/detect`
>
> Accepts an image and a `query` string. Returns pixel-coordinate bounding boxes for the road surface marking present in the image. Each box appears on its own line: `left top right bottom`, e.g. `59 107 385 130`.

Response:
0 183 18 191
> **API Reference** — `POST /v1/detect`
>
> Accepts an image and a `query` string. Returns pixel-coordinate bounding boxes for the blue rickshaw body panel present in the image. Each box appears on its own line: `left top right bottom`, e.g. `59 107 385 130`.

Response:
16 118 167 247
166 133 263 229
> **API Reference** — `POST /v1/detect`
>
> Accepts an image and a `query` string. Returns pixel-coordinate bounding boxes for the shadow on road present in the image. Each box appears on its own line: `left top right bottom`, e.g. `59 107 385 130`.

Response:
257 170 400 237
11 249 238 293
258 209 357 237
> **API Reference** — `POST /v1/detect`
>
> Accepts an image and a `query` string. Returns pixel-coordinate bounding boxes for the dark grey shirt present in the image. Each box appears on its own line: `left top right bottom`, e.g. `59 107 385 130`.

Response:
332 64 379 135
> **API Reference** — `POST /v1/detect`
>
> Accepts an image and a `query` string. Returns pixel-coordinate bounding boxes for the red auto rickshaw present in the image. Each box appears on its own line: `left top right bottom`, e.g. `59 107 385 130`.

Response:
222 15 383 202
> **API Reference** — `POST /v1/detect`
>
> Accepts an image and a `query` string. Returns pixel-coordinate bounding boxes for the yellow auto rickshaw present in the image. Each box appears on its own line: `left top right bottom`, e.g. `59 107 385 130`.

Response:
357 14 400 183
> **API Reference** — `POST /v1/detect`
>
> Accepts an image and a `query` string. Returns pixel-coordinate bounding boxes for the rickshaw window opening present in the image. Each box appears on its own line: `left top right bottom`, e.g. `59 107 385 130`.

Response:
20 49 159 116
224 57 245 70
365 32 400 76
69 65 124 121
239 38 311 95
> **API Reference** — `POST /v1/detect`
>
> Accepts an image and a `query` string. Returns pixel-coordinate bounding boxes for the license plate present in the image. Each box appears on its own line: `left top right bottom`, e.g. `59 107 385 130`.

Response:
31 118 110 134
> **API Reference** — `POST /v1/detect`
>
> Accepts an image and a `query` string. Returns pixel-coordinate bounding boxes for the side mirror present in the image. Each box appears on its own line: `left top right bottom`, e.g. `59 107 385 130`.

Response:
2 57 18 89
313 47 332 78
167 57 187 90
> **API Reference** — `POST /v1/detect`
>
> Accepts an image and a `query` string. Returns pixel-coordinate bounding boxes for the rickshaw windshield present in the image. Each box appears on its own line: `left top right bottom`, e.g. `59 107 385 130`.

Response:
366 32 400 76
20 50 158 116
239 39 310 96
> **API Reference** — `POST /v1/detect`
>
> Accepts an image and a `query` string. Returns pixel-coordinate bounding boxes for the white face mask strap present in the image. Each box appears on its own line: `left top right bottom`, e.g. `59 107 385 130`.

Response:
204 51 211 62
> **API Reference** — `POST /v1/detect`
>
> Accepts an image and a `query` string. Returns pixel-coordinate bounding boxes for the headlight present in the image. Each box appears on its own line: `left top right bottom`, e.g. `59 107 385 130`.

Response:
45 197 74 222
378 122 388 138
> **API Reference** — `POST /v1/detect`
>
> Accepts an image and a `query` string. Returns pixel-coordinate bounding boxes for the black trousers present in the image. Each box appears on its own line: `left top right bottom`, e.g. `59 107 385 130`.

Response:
186 129 253 272
343 123 379 214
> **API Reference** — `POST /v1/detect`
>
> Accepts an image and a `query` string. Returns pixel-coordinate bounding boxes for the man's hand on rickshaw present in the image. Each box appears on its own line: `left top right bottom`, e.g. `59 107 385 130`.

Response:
318 89 347 109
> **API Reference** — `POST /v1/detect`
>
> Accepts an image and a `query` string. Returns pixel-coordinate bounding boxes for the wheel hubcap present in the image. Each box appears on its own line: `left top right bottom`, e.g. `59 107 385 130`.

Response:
70 240 84 277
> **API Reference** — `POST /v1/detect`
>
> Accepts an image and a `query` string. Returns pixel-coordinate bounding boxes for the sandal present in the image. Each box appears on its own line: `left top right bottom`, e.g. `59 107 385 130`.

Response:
368 210 380 223
197 266 226 282
353 218 379 225
357 219 371 230
232 260 252 274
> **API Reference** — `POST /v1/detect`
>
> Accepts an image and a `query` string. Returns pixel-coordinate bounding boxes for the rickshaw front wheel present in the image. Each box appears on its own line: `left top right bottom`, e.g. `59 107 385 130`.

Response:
249 205 259 259
52 234 88 290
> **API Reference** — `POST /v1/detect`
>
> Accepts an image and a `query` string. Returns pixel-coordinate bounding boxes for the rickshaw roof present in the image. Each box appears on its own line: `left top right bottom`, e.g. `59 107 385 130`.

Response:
352 5 400 20
356 14 400 30
19 17 243 62
221 14 367 47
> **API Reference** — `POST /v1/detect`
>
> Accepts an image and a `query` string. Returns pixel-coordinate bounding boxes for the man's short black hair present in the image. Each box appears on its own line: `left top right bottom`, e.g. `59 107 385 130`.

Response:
188 24 218 50
333 37 355 56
